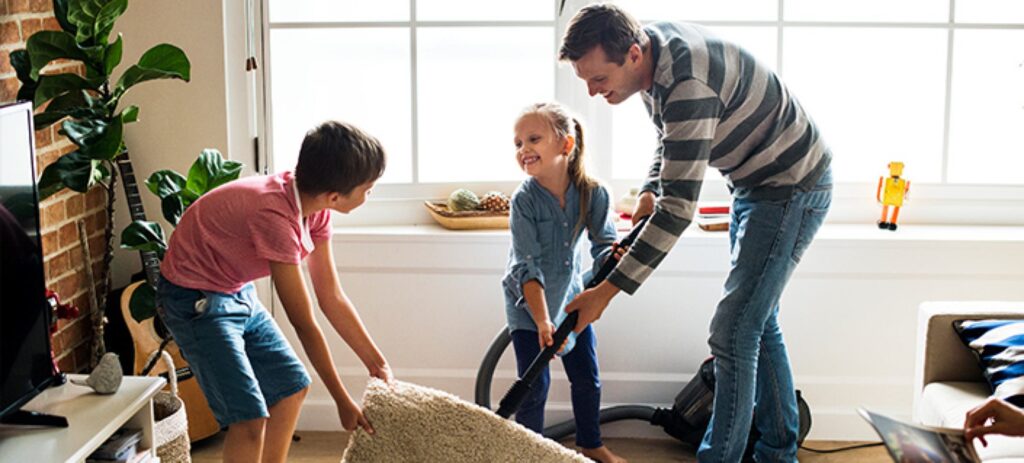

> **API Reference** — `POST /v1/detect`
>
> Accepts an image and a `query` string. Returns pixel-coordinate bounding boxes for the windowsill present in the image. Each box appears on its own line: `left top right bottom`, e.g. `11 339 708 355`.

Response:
330 222 1024 244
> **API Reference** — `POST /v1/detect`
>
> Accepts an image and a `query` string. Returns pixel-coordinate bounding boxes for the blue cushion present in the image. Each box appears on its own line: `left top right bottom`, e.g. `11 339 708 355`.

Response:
954 319 1024 406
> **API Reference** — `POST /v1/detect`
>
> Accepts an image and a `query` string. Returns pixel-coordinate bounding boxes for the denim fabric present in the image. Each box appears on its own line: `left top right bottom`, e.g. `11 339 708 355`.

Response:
511 325 603 449
697 167 832 463
156 277 311 427
502 178 618 355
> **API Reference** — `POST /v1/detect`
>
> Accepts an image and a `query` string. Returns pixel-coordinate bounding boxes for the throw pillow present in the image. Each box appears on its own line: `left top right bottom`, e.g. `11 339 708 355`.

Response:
954 319 1024 406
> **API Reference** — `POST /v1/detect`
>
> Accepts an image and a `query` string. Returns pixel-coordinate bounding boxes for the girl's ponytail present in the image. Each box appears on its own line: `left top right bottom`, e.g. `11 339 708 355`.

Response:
567 117 596 237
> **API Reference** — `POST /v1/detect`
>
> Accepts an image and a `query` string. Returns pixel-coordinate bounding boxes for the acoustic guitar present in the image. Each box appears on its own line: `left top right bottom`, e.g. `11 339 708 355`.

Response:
116 154 220 442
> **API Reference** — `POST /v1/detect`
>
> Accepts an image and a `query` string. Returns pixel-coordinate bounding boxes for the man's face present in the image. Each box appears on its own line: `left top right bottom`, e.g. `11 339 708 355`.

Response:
571 44 644 105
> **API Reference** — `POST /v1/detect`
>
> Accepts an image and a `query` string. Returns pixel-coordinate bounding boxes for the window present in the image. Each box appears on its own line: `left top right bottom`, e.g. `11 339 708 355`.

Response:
265 0 554 188
261 0 1024 225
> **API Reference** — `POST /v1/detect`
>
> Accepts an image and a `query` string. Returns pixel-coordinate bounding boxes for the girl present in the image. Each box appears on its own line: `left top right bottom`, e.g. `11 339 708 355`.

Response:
502 102 627 463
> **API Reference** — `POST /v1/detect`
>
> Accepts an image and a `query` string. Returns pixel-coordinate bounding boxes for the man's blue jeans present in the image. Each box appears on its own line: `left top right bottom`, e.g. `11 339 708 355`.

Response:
698 168 832 463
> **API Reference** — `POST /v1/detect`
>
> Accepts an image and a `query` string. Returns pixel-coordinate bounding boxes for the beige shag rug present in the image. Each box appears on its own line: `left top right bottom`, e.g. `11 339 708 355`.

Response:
341 379 588 462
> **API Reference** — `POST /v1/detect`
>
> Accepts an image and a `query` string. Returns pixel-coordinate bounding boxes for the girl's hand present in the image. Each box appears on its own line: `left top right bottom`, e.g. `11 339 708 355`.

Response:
369 363 394 385
338 397 374 435
537 319 556 349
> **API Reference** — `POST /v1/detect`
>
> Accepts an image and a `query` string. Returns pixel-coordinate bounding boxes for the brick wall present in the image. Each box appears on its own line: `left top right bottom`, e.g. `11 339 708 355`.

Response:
2 0 107 374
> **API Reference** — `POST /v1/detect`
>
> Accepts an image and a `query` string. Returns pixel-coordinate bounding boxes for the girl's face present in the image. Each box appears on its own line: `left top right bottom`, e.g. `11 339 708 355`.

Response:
513 113 570 179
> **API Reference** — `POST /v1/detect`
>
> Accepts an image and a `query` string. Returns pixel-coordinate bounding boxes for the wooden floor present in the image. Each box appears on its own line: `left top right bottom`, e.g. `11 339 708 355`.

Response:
191 430 891 462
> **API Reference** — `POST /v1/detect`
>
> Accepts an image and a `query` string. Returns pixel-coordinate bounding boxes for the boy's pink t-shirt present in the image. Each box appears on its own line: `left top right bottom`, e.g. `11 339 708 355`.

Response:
161 171 332 294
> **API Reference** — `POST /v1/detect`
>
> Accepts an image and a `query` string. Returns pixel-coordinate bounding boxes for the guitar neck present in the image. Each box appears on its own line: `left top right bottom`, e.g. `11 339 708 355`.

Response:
116 153 161 288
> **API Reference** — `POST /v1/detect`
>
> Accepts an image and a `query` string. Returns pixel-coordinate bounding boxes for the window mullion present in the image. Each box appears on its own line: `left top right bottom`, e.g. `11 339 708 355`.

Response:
410 0 419 184
941 0 955 183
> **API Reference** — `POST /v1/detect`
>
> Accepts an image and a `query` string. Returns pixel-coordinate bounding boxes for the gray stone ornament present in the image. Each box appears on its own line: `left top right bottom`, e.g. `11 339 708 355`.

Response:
70 352 123 394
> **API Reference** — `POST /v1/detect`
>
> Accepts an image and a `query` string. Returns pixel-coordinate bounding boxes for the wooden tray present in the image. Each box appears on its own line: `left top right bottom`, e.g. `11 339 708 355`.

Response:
424 201 509 230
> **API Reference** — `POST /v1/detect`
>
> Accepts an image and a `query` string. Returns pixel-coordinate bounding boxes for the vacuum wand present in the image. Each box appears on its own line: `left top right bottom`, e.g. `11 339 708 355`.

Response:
495 215 651 419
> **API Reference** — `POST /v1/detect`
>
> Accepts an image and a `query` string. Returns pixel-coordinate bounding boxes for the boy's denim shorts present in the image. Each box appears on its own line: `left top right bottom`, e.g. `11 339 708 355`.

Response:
156 276 311 427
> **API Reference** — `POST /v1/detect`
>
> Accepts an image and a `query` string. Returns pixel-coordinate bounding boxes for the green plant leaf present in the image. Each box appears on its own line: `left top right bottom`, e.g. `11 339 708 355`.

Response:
26 30 89 80
33 73 100 108
120 105 139 123
53 0 78 35
184 149 242 200
68 0 126 45
37 151 107 198
128 281 157 322
10 49 39 101
62 116 124 160
120 220 167 259
10 49 35 85
145 169 186 198
93 0 127 45
33 90 96 129
160 194 185 226
104 34 122 75
115 44 191 94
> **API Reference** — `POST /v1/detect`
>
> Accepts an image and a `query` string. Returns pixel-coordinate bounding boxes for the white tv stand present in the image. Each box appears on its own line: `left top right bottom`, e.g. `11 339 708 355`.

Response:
0 374 165 463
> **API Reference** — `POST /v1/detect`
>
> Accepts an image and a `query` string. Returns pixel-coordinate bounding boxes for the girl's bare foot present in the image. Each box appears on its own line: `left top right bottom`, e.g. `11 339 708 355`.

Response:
581 445 627 463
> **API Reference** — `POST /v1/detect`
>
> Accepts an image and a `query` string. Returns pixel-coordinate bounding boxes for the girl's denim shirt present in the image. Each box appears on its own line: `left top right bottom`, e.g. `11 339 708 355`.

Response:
502 177 618 354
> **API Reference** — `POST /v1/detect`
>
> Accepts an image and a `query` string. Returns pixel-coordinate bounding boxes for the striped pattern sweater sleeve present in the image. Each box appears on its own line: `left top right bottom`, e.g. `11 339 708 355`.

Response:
607 21 830 295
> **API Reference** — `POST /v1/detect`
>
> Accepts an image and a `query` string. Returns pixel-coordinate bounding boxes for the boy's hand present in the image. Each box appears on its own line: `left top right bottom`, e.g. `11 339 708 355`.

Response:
338 397 374 435
369 363 394 384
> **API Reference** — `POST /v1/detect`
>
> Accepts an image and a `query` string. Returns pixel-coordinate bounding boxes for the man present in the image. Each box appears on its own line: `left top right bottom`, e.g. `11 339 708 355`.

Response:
560 4 832 462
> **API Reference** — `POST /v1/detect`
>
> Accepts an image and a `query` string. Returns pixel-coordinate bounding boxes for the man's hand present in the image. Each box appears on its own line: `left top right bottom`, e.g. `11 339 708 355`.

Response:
965 397 1024 446
633 191 656 225
337 397 374 435
564 280 620 333
369 363 394 385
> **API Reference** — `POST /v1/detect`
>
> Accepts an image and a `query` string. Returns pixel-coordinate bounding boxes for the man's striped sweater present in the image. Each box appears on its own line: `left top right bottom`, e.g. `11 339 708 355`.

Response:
607 21 832 295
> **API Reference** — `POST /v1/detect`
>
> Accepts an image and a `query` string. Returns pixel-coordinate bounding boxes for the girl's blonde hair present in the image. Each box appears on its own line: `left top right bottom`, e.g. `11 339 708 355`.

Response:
520 102 598 236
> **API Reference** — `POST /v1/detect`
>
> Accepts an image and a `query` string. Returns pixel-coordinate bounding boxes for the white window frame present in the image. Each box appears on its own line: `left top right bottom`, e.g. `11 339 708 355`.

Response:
255 0 1024 227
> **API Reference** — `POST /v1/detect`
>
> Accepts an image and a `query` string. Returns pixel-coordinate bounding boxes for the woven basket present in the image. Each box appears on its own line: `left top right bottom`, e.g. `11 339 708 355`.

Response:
424 201 509 230
146 350 192 463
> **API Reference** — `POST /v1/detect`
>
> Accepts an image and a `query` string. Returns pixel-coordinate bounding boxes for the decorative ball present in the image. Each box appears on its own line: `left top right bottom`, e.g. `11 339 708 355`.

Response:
447 188 481 212
479 191 510 212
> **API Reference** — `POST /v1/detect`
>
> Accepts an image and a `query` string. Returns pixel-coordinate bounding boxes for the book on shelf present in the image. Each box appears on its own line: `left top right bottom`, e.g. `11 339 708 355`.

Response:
87 427 143 462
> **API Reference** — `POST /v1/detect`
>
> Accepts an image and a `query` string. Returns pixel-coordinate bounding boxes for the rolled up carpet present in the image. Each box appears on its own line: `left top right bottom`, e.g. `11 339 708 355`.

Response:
342 379 588 462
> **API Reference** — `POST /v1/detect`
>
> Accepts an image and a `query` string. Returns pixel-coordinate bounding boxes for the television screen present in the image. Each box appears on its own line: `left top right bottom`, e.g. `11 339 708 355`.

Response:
0 101 59 420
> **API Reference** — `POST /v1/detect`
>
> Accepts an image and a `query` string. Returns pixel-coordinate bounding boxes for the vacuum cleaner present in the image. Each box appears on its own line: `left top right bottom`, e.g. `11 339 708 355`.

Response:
476 216 812 456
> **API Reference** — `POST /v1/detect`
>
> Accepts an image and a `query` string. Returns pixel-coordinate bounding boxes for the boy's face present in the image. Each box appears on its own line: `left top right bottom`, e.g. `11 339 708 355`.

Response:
331 180 376 214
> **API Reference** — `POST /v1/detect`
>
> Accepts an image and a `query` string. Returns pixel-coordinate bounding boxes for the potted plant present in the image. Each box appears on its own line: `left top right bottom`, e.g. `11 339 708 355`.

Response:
11 0 191 361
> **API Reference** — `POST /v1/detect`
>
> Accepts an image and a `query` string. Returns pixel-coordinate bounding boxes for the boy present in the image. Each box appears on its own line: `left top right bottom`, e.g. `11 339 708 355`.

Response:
156 121 393 463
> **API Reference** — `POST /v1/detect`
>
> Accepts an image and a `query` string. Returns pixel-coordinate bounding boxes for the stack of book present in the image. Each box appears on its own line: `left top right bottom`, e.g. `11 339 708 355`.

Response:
87 428 151 463
696 205 729 232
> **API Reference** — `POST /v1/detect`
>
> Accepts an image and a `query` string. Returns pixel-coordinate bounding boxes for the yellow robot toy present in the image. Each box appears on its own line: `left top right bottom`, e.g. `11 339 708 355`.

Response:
876 161 910 231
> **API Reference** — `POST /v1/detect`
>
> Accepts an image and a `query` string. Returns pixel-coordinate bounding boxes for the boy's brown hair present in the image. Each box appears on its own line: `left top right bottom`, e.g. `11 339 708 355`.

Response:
559 3 645 65
295 121 386 195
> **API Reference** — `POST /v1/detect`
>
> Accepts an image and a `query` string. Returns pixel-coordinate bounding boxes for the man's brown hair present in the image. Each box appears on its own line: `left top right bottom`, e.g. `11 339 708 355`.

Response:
559 3 645 65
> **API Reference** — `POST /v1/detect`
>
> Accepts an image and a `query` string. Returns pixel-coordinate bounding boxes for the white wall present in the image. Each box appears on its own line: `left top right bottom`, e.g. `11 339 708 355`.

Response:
275 224 1024 441
112 0 254 287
